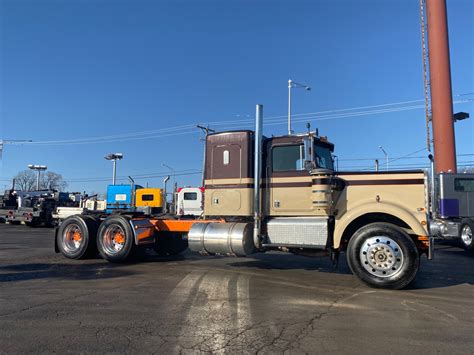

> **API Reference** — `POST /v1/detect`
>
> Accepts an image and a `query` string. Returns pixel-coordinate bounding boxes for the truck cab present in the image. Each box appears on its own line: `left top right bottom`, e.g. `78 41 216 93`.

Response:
176 187 204 216
193 125 430 289
430 173 474 251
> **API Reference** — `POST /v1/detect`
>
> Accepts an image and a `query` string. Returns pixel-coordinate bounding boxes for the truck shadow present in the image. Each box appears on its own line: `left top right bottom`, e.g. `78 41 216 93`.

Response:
227 246 474 290
408 244 474 289
228 252 353 274
0 262 135 283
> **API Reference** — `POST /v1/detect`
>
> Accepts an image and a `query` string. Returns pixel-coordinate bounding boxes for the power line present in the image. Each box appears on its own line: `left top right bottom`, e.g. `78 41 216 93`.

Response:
8 95 473 146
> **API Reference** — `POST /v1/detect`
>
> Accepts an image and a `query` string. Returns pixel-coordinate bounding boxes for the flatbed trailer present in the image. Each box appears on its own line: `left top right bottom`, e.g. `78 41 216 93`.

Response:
0 207 45 225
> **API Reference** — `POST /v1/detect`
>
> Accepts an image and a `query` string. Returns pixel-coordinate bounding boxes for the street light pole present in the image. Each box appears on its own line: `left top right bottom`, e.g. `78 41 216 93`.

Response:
28 164 47 190
287 79 311 135
378 146 389 171
104 153 123 185
113 160 117 184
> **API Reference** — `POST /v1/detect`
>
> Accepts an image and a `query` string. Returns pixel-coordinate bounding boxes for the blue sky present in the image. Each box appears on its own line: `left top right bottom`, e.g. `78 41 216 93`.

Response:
1 0 473 193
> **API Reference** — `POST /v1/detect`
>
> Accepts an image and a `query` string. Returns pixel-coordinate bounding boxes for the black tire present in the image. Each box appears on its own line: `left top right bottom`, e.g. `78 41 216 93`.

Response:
97 215 135 263
459 219 474 252
154 233 188 256
346 222 419 290
56 215 99 259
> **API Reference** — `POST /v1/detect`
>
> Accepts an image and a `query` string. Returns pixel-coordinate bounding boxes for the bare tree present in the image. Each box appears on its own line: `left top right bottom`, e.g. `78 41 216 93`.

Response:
13 170 68 191
41 171 67 191
13 170 36 191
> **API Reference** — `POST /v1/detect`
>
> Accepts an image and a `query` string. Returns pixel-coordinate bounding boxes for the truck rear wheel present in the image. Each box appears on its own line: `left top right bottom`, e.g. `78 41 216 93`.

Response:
459 219 474 252
97 216 135 262
347 222 419 290
57 215 98 259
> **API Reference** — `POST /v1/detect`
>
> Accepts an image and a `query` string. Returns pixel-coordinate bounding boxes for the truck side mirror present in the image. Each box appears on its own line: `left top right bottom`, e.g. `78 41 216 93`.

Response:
303 136 316 171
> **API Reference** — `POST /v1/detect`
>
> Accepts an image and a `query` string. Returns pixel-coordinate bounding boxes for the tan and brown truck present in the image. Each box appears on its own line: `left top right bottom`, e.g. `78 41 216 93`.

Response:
56 105 432 290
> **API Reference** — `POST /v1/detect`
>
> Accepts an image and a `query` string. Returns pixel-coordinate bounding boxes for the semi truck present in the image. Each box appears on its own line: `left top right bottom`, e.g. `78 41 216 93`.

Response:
429 170 474 252
0 185 82 227
53 0 472 289
56 107 437 289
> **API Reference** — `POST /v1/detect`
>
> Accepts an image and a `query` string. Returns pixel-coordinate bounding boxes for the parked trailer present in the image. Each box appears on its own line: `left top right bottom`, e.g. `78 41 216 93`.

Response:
56 107 436 289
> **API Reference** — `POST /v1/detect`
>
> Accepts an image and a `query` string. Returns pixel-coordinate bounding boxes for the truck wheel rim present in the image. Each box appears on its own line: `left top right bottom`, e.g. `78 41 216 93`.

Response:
102 225 126 254
63 224 83 252
461 225 473 246
360 236 404 278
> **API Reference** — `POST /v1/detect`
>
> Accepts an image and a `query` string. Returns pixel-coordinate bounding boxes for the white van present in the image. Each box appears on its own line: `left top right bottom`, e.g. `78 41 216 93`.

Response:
176 187 204 216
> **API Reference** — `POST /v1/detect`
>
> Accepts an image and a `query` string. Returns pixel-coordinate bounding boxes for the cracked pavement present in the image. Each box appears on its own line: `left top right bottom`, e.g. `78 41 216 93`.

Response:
1 224 474 353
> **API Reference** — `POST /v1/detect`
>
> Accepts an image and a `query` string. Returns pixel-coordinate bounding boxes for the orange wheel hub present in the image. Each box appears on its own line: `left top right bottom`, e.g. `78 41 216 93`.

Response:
73 231 82 242
114 232 125 244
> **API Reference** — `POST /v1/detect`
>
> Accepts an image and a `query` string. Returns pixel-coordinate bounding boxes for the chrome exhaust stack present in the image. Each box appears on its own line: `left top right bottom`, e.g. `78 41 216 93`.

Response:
253 104 263 249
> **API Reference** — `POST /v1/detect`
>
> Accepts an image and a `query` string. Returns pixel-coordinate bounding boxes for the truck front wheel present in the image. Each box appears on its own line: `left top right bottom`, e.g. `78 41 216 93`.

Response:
57 215 98 259
459 219 474 252
347 222 419 290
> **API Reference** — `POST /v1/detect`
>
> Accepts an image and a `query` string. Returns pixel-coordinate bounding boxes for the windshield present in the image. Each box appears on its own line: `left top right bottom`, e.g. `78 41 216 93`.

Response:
315 144 334 170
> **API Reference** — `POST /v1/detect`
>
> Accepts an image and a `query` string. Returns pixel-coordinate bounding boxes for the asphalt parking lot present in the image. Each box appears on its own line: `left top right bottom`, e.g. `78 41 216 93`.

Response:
0 224 473 354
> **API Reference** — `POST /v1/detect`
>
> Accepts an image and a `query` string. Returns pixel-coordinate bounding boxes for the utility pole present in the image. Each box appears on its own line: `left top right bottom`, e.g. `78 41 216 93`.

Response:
197 125 215 187
426 0 457 173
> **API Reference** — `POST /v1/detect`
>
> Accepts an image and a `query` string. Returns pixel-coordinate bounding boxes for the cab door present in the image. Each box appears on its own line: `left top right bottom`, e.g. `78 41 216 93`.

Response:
266 139 314 216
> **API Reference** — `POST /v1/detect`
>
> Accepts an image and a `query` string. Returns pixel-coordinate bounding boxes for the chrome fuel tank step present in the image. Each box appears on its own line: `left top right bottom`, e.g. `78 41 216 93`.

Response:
265 217 328 248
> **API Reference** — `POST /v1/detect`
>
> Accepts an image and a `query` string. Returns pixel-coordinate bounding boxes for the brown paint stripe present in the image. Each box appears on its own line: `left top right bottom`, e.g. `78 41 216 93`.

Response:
346 179 425 186
205 178 424 189
269 182 312 188
337 170 424 176
205 181 314 189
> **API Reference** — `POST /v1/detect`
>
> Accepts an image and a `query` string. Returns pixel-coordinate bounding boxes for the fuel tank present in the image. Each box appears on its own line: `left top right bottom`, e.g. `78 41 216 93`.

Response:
188 222 255 256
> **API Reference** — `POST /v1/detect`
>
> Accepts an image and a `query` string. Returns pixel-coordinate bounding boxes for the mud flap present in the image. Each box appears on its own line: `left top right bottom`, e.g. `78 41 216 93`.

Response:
129 219 156 245
428 237 434 260
54 227 60 253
